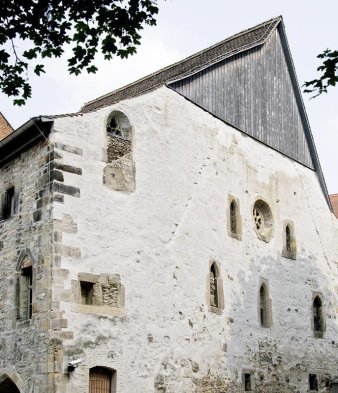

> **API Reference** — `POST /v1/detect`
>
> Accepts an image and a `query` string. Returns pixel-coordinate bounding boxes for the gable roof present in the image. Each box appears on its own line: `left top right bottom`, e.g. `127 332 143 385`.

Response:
81 16 281 113
80 15 331 210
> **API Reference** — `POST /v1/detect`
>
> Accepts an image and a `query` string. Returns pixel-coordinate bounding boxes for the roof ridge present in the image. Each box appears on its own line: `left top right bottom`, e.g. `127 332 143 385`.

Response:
80 16 282 111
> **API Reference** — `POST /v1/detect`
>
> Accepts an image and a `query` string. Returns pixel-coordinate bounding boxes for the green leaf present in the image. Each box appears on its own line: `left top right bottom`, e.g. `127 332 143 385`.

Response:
34 64 45 76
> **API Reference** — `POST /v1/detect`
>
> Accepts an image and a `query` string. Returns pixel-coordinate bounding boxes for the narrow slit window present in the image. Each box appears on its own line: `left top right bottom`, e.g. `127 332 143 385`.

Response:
259 284 270 327
286 225 291 253
210 263 218 308
230 200 237 234
21 265 33 319
313 296 323 333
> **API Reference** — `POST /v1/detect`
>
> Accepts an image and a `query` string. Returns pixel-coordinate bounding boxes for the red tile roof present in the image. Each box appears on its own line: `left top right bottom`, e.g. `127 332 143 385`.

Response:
330 194 338 218
0 112 13 140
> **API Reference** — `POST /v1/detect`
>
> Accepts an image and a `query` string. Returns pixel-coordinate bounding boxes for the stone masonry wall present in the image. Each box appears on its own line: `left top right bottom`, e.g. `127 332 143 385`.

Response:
48 86 338 393
0 140 54 392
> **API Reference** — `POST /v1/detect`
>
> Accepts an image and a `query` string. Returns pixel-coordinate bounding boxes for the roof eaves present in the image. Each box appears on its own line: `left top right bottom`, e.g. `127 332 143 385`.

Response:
276 21 332 210
0 116 54 167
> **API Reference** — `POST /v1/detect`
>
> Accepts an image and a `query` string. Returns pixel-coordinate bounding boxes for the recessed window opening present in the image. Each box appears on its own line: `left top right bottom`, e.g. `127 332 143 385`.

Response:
22 266 33 319
2 186 15 220
80 281 94 305
89 367 116 393
313 296 323 333
107 114 130 140
260 284 269 327
309 374 318 391
286 225 291 253
230 200 237 234
244 373 252 391
210 263 218 308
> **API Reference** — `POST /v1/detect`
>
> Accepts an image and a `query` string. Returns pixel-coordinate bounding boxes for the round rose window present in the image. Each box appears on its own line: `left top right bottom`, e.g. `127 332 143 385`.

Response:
252 199 273 242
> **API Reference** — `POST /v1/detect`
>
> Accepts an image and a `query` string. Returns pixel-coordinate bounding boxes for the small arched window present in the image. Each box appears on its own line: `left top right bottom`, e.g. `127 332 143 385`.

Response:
227 196 242 240
89 367 116 393
103 110 135 192
313 295 324 336
259 283 271 327
207 261 224 313
282 221 296 260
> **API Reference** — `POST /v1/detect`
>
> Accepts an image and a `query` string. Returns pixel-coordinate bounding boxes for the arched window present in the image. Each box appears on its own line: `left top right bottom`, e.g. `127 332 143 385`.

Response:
230 200 237 235
282 221 296 259
228 196 242 240
89 367 116 393
0 377 21 393
16 253 34 320
207 261 224 313
313 295 324 336
103 110 135 192
259 283 271 327
210 263 218 308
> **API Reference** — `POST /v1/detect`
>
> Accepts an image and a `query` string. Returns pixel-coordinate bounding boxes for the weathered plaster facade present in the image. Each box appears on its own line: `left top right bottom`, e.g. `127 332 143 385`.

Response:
1 16 338 393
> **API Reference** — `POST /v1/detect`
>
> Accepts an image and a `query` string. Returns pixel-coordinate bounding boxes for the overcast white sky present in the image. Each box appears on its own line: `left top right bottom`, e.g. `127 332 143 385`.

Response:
1 0 337 193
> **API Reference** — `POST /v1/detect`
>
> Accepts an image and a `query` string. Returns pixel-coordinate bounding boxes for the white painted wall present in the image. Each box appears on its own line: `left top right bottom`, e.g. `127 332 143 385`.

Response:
51 86 338 393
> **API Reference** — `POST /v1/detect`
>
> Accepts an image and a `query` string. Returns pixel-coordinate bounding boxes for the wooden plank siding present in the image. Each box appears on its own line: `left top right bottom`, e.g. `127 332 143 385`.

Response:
169 27 314 169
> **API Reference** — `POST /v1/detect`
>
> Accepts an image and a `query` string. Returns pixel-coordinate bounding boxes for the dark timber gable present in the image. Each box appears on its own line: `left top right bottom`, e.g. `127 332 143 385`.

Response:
169 25 314 169
80 16 330 207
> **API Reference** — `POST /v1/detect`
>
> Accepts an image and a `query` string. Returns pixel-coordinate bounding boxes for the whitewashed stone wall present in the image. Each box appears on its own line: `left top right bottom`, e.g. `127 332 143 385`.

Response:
2 86 338 392
48 86 338 393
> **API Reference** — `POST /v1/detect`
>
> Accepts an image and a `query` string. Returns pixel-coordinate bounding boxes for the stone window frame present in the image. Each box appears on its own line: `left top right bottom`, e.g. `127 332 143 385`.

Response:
311 292 325 338
15 248 36 322
281 220 297 260
102 109 135 192
242 369 255 392
252 197 274 242
227 194 242 241
0 370 25 392
206 260 224 314
72 272 125 317
258 278 272 328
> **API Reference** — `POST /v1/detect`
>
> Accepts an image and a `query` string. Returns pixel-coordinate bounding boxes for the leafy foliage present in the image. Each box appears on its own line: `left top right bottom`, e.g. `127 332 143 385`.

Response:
0 0 159 105
303 49 338 98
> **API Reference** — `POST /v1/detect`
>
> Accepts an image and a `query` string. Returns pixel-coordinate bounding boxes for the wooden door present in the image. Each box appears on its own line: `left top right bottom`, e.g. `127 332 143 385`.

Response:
89 367 112 393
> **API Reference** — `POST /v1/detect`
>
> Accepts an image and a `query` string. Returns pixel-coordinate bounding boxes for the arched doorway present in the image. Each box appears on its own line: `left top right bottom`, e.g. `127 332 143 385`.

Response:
0 377 21 392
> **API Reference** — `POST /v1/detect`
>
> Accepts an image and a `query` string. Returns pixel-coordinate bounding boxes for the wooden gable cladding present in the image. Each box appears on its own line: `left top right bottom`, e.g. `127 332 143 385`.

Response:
169 25 314 169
